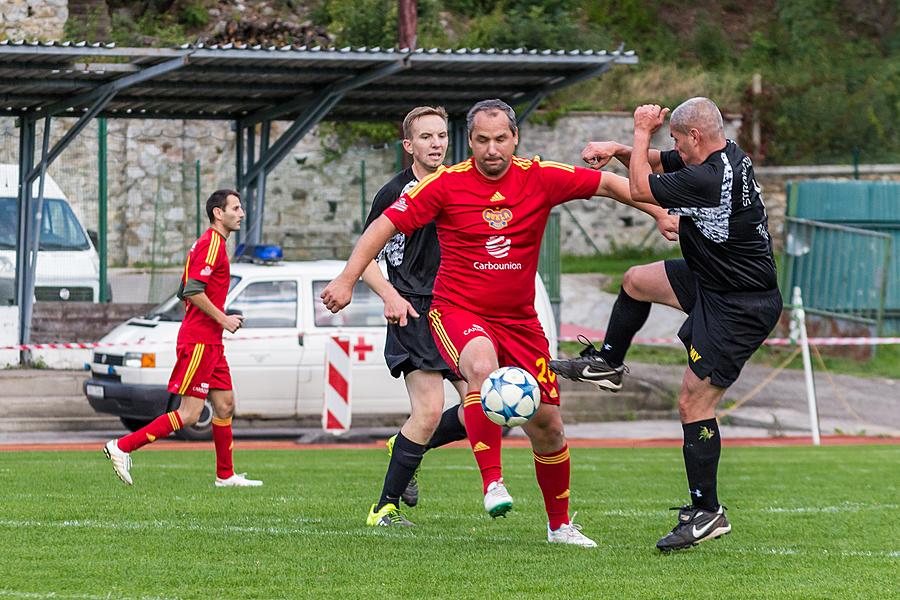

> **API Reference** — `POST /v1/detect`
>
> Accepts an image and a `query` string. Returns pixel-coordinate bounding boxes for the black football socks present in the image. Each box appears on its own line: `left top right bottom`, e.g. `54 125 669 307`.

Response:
682 418 721 511
425 404 467 450
599 287 651 367
377 432 425 511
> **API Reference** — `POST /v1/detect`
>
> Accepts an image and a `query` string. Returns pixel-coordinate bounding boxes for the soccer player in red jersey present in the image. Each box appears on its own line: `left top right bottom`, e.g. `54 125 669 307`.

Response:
322 99 678 546
103 190 262 488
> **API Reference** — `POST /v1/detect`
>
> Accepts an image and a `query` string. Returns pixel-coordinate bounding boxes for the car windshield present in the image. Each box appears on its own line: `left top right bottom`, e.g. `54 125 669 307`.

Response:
145 276 241 321
0 197 90 251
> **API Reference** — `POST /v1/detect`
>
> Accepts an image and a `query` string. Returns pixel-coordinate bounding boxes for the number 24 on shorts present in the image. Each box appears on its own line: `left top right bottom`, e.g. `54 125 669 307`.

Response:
534 356 556 384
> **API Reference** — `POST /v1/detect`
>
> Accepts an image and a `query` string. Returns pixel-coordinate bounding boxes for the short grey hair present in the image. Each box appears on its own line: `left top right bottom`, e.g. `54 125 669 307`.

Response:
670 97 725 138
466 99 517 136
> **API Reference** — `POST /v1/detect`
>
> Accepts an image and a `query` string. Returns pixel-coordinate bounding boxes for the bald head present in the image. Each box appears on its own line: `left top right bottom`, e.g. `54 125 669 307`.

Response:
670 97 725 140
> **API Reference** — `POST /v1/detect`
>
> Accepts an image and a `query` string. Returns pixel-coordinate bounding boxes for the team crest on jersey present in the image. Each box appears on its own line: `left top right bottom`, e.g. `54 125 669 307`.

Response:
200 265 212 276
482 208 513 230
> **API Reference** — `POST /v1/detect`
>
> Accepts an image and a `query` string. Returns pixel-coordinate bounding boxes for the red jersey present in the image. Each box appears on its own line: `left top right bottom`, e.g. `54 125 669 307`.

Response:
177 228 230 344
385 156 601 322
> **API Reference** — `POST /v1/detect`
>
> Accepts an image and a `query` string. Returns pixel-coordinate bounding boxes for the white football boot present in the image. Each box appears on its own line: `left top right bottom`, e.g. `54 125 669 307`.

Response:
483 478 513 518
103 439 133 486
215 472 263 487
547 513 597 548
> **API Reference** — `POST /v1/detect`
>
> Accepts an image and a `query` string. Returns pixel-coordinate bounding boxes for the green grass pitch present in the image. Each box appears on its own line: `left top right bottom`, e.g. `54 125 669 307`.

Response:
0 445 897 599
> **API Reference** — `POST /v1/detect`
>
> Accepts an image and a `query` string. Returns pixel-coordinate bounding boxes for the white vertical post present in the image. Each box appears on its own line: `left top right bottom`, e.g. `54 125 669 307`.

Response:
323 336 352 435
791 286 821 446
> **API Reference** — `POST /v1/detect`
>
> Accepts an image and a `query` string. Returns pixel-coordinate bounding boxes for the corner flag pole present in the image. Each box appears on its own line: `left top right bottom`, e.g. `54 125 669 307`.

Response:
791 286 821 446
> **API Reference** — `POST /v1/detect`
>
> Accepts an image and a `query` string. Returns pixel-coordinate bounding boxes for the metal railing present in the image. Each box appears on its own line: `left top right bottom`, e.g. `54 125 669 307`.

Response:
781 216 892 332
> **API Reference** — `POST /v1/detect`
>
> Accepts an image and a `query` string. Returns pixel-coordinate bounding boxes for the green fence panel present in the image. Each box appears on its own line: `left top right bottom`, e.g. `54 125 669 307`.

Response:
785 180 900 334
538 210 561 304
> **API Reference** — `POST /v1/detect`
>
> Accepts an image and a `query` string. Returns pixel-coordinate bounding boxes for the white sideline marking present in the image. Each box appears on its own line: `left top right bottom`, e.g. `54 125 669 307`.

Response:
759 502 899 514
0 518 515 543
594 502 899 518
0 591 178 600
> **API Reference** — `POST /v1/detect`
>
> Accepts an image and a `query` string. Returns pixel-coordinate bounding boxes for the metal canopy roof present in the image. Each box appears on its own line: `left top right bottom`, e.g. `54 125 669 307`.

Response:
0 40 637 121
6 40 637 353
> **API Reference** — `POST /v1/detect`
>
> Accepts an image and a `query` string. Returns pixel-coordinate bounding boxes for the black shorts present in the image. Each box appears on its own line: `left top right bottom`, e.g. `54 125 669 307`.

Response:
384 294 459 380
665 259 783 388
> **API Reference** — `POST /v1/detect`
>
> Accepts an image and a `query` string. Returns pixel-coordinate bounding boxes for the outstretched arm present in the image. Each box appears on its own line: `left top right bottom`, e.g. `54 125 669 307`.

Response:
321 215 399 313
594 172 679 242
360 260 420 326
581 141 664 173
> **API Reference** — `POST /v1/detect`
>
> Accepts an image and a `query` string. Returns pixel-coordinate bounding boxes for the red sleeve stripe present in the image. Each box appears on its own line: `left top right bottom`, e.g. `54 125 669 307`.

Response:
405 165 446 200
539 160 575 173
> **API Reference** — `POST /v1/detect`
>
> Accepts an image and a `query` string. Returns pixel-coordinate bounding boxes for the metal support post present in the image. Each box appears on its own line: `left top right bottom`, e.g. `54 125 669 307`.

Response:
248 121 270 246
98 117 108 302
450 119 468 164
15 118 36 363
359 160 366 233
195 159 201 238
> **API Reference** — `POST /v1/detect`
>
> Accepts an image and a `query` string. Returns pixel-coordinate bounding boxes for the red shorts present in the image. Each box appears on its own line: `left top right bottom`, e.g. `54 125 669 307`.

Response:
427 303 560 405
167 343 231 400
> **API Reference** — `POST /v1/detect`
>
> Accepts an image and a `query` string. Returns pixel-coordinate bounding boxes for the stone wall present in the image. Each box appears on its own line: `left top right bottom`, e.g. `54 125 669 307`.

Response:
2 109 898 264
0 0 67 40
518 111 743 254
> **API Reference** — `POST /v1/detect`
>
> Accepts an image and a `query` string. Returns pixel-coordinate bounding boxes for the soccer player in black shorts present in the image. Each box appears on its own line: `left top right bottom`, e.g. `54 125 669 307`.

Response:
359 106 469 526
550 97 782 550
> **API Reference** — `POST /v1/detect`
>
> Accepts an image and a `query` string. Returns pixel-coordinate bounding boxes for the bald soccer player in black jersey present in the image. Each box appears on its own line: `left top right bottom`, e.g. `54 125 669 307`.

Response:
360 106 468 527
551 97 782 551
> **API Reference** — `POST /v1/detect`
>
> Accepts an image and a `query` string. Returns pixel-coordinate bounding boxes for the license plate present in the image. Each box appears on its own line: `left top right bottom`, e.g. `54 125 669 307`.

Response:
86 384 104 399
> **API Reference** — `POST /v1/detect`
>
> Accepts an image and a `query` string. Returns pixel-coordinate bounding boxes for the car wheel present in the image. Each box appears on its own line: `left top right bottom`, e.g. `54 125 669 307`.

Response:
168 395 213 441
120 417 151 432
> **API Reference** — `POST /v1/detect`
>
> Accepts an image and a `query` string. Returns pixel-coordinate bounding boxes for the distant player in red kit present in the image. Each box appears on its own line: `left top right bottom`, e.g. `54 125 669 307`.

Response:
322 99 677 545
103 190 262 488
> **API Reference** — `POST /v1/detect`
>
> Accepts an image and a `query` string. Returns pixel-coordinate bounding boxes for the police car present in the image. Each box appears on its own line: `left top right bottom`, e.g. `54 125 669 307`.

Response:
84 249 558 439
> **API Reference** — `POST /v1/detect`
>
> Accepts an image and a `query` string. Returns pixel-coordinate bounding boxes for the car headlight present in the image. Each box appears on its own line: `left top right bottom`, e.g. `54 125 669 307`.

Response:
124 352 156 368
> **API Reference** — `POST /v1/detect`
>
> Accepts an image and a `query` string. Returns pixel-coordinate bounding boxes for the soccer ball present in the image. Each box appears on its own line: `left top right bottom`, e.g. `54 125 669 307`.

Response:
480 366 541 427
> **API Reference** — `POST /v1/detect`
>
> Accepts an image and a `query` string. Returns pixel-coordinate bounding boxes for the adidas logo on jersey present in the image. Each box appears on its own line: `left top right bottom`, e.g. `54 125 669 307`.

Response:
489 191 506 203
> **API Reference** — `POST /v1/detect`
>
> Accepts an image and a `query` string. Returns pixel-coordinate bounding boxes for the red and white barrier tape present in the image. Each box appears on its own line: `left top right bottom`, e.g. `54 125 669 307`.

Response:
5 333 900 352
558 335 900 347
0 332 301 351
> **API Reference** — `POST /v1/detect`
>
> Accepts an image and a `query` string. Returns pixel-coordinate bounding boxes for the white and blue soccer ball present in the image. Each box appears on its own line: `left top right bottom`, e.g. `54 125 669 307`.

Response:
480 366 541 427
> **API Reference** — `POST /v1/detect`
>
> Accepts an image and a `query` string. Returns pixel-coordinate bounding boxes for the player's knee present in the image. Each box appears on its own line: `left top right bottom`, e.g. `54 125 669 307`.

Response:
678 391 705 422
411 401 442 432
217 400 235 419
622 265 649 298
529 420 565 450
466 358 497 384
178 407 200 427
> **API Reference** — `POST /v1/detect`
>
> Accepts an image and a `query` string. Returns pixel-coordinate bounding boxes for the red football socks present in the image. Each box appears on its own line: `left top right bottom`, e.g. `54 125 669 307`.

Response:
212 415 234 479
462 391 503 493
534 445 571 530
117 411 183 453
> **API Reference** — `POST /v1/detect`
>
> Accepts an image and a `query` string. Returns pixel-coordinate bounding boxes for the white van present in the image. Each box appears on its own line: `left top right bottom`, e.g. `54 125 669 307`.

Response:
84 259 558 439
0 165 101 304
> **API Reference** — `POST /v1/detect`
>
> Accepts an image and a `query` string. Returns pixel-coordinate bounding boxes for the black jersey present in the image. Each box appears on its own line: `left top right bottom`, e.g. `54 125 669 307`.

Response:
648 141 777 292
364 167 441 296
